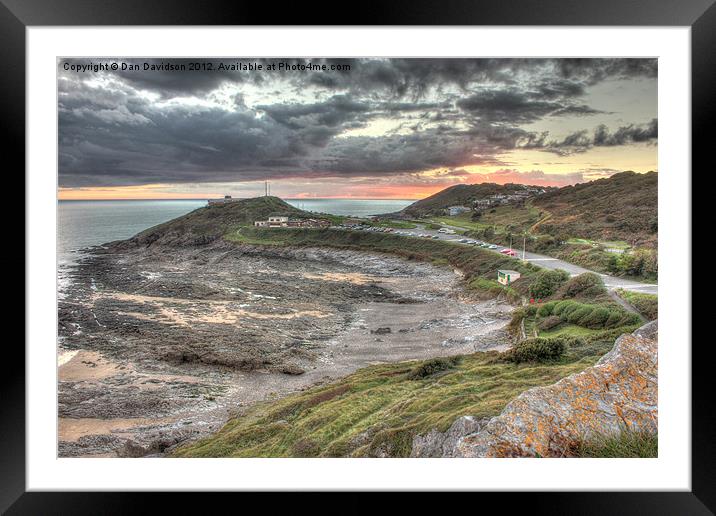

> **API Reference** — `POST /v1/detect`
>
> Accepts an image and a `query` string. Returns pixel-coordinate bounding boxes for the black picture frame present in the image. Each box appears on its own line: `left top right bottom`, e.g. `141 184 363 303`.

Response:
4 0 711 513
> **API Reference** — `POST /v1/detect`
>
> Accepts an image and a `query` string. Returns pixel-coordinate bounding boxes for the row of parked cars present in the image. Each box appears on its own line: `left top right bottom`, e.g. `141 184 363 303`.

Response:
339 223 520 257
457 238 518 257
458 238 497 249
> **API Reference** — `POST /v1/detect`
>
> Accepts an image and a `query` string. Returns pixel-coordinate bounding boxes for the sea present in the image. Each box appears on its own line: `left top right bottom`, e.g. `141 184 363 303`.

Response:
58 198 413 265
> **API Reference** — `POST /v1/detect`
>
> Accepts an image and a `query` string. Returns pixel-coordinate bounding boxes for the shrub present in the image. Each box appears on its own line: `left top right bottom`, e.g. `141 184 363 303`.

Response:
567 306 593 325
552 300 577 316
536 301 558 317
557 272 607 299
616 289 658 320
560 301 582 318
617 312 642 327
504 338 567 364
605 310 627 328
408 356 462 380
523 305 538 317
580 307 610 328
538 315 562 330
529 269 570 299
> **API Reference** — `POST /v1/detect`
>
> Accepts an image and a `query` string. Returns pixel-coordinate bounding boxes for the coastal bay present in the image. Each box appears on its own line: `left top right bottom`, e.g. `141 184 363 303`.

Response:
58 241 512 457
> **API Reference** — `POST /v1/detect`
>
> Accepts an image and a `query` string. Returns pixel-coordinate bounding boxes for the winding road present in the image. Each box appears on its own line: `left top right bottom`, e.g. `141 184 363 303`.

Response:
375 223 658 295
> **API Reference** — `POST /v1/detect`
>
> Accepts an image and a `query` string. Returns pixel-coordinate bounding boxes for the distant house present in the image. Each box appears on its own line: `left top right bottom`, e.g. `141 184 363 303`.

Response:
447 205 471 216
287 218 331 228
474 199 492 208
497 269 521 285
208 195 240 205
254 215 330 228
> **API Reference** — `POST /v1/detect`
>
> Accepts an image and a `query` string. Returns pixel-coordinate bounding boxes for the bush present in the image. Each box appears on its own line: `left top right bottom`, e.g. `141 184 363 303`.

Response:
536 301 558 317
408 356 462 380
618 312 642 327
557 273 607 299
529 269 570 299
605 310 627 328
580 306 610 328
567 306 593 325
538 315 562 330
560 301 582 318
552 300 578 316
504 338 567 364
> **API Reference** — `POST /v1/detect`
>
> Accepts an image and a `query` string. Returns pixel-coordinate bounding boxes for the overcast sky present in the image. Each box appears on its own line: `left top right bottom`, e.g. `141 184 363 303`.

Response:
58 58 657 199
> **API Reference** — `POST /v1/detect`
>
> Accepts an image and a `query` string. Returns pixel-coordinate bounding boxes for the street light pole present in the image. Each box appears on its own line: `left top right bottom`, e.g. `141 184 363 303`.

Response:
522 234 526 261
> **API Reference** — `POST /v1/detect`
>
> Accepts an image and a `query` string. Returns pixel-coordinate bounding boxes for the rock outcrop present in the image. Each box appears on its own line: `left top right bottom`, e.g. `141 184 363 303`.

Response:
412 321 658 457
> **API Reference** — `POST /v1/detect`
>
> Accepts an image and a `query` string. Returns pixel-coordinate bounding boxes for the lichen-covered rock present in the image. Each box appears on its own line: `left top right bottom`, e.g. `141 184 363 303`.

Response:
413 321 658 458
411 416 485 457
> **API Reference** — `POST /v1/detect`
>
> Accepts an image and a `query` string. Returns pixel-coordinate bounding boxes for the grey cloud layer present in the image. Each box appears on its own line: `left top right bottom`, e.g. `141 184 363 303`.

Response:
58 58 657 187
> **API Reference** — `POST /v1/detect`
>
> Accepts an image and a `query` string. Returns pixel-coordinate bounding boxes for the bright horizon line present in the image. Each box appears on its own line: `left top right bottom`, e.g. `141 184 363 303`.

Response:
58 196 417 201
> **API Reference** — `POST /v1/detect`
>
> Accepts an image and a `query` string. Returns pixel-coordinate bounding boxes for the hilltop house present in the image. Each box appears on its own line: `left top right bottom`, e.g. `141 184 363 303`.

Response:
497 269 521 285
254 215 330 228
208 195 241 205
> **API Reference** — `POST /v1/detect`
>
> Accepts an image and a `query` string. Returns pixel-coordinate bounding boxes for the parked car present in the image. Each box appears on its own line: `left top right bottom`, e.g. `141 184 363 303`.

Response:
488 244 498 249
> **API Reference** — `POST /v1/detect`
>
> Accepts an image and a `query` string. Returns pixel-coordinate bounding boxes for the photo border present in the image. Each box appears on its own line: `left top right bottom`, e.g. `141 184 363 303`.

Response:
5 0 712 512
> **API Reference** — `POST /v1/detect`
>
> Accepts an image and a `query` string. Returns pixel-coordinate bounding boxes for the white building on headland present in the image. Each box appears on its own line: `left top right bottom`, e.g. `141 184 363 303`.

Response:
208 195 241 205
254 216 330 228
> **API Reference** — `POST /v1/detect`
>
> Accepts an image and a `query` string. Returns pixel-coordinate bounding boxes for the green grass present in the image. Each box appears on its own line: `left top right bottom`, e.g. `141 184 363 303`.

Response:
430 205 544 232
616 289 658 320
172 342 614 458
538 324 606 338
430 215 485 231
571 429 657 458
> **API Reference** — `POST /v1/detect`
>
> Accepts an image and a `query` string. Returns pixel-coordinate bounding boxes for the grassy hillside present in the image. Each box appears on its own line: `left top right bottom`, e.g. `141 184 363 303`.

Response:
173 338 616 458
406 172 657 280
533 171 657 247
124 196 314 247
400 183 551 217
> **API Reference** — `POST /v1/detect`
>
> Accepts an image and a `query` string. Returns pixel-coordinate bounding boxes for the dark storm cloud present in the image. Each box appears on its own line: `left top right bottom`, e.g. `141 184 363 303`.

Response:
57 58 657 188
455 88 606 124
541 118 658 155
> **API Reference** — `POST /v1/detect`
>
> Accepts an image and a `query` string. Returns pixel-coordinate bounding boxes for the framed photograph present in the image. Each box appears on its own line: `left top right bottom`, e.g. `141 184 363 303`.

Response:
6 0 712 512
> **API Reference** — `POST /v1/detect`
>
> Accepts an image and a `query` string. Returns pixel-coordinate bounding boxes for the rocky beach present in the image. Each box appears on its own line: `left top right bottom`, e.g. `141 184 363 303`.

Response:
58 241 512 457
